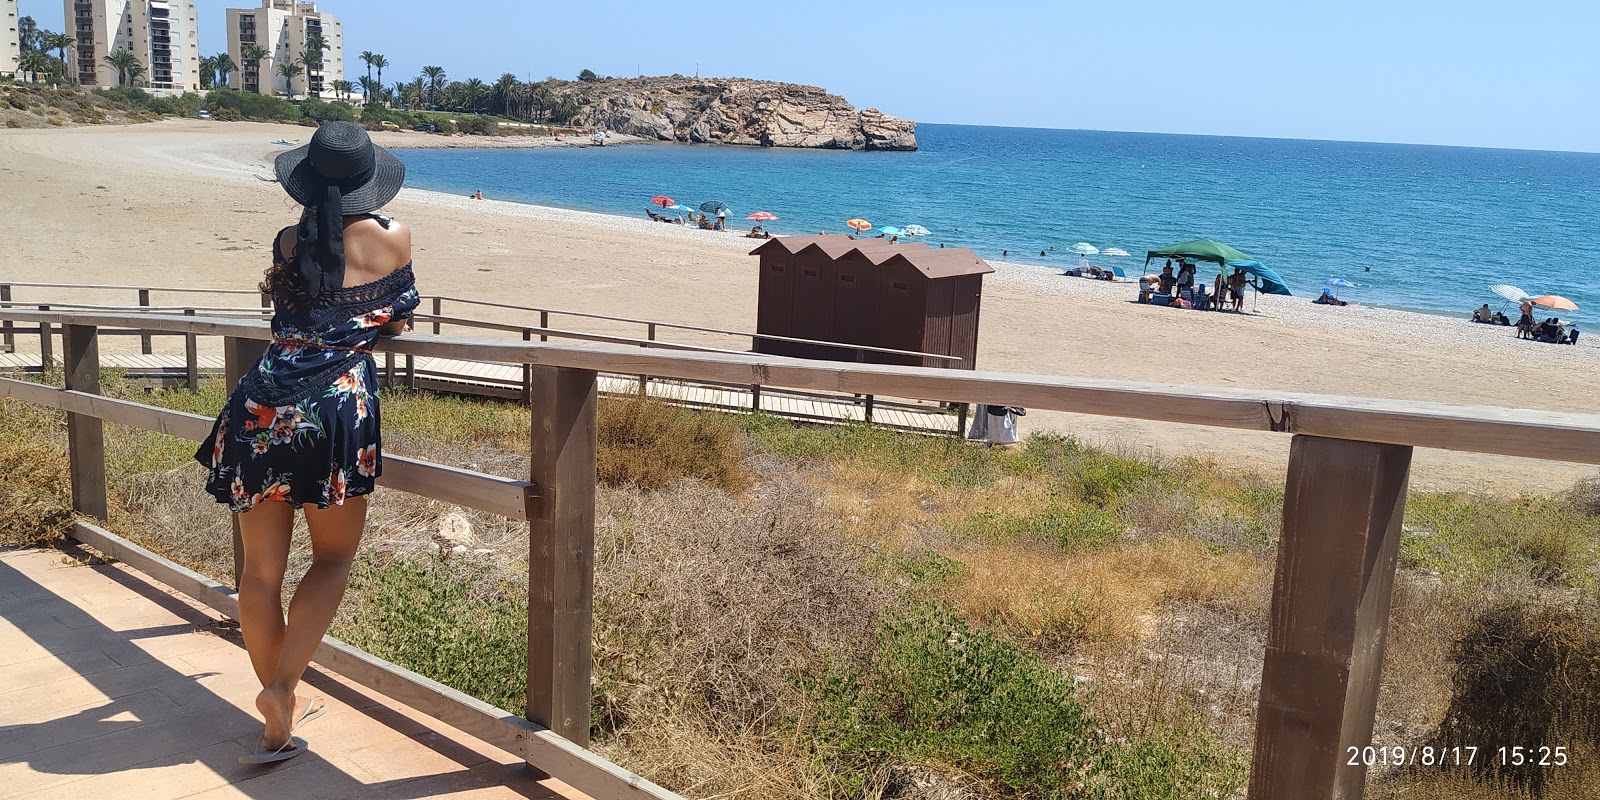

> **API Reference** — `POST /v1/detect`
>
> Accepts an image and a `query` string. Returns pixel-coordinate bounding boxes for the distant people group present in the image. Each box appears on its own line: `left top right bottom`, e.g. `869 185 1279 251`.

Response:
1497 300 1580 344
1137 259 1248 312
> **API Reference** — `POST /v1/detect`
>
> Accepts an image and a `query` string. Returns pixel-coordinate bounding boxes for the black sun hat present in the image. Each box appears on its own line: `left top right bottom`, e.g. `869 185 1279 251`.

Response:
274 121 405 214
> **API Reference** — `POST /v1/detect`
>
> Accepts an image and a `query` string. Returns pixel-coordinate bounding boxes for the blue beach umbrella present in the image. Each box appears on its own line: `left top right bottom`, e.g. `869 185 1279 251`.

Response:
699 200 730 214
1069 242 1100 256
1325 278 1356 288
1226 260 1292 296
879 226 904 237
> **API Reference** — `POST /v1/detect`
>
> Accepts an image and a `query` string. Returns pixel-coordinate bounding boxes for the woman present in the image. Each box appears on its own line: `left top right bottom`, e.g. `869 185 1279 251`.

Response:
195 121 420 764
1517 300 1535 339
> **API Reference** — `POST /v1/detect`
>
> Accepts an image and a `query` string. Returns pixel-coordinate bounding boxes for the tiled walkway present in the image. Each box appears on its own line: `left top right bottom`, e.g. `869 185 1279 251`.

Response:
0 547 586 800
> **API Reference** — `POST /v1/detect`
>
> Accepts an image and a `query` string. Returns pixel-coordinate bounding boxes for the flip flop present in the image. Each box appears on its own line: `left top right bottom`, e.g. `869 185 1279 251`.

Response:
292 696 327 733
239 736 307 765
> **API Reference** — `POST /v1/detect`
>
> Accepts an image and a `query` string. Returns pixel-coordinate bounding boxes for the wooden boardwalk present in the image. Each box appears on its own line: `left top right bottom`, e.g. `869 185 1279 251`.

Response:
0 353 962 435
0 546 587 800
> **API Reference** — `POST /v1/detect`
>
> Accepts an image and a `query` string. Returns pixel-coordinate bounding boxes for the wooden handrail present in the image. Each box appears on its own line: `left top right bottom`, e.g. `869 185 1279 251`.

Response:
0 281 261 295
4 308 1596 465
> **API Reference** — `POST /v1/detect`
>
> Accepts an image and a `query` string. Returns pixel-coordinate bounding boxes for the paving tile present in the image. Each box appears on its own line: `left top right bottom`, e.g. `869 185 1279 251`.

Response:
0 648 121 694
22 740 250 800
0 688 180 760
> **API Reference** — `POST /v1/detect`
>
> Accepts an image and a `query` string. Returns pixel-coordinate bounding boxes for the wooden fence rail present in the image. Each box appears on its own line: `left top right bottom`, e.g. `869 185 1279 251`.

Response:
4 306 1600 800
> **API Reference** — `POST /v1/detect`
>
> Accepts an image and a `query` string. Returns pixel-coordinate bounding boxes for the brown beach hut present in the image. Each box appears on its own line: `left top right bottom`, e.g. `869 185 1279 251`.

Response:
750 235 992 369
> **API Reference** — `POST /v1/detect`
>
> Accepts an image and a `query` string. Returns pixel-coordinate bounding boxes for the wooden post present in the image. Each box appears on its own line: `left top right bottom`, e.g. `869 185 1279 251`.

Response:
2 284 16 352
956 403 970 438
384 352 396 388
63 324 108 521
1248 435 1413 800
260 290 273 311
138 289 153 355
224 337 268 588
751 384 761 412
539 310 549 342
183 308 199 391
37 305 53 371
522 328 534 405
864 394 875 422
638 323 654 394
527 366 597 753
431 297 442 335
404 354 416 390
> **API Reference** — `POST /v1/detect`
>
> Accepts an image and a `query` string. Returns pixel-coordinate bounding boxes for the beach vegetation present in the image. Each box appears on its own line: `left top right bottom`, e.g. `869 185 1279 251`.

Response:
7 372 1599 798
578 69 600 82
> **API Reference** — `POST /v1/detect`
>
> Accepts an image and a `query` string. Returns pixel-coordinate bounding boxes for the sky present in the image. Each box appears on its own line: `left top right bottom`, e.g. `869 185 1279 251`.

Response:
20 0 1600 152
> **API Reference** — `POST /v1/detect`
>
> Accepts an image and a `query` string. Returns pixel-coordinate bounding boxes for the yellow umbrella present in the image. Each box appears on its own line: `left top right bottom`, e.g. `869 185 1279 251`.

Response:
846 218 873 232
1530 294 1580 312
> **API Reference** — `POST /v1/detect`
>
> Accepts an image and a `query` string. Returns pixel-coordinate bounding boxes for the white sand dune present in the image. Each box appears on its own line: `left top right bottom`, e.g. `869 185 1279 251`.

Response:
2 119 1595 493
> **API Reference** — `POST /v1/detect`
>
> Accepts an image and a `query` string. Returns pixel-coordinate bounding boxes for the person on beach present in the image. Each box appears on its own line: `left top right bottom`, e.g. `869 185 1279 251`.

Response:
715 207 727 230
471 189 484 200
1229 267 1247 311
195 122 419 765
1517 300 1535 339
1472 304 1492 323
1177 258 1196 294
1002 250 1008 258
1158 265 1177 295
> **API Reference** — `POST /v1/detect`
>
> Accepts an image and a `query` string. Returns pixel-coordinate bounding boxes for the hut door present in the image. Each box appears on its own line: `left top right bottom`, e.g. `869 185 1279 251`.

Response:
756 256 792 355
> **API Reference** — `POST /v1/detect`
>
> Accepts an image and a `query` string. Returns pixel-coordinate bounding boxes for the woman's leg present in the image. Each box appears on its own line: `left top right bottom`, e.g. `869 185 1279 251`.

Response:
236 501 294 690
255 496 368 750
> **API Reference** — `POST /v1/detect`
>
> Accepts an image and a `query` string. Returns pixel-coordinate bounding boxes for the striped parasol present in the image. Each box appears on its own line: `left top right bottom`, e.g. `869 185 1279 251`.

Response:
1490 284 1530 303
746 211 779 221
846 218 873 232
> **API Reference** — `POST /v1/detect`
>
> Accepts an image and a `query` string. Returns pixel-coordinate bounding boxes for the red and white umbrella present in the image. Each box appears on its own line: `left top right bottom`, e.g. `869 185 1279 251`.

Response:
746 211 779 222
846 218 873 232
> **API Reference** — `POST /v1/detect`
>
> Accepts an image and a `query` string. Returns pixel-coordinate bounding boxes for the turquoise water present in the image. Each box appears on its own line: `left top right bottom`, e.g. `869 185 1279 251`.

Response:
394 124 1600 320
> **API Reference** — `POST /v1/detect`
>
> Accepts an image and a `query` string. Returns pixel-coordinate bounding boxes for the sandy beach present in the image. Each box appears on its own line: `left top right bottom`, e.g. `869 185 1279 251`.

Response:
2 119 1596 493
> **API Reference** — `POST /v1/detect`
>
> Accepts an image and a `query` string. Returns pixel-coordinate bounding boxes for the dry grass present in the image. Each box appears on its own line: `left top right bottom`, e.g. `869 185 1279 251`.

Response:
948 539 1270 648
0 397 73 548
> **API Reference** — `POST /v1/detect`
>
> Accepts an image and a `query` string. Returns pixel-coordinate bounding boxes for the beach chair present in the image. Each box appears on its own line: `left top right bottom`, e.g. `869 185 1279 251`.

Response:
1112 267 1126 281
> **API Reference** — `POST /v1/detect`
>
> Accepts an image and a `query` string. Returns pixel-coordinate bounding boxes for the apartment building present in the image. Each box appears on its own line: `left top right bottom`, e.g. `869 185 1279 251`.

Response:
3 0 20 78
66 0 202 92
227 0 342 98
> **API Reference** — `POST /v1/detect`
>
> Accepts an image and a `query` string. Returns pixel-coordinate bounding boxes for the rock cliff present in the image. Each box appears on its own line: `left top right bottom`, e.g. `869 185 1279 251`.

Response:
551 77 917 151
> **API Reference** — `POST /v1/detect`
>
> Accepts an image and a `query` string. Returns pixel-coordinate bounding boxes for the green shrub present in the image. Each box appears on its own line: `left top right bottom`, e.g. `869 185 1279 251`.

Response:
801 606 1106 798
299 98 356 123
334 555 529 715
204 89 301 122
434 118 458 134
958 502 1125 552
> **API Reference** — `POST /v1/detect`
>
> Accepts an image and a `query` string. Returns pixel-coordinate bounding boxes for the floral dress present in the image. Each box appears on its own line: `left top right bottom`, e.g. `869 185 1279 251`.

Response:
196 256 420 513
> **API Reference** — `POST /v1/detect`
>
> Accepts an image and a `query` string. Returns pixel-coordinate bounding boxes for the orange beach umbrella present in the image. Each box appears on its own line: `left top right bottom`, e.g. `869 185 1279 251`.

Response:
650 195 675 207
846 218 873 232
1530 294 1580 312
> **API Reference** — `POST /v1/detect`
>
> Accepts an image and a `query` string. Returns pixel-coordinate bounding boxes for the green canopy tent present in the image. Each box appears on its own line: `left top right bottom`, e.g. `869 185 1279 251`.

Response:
1144 238 1255 268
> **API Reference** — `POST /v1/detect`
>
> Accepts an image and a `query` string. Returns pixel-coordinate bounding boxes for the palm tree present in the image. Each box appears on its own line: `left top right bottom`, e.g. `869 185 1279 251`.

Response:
18 49 52 83
214 52 237 89
420 65 446 108
102 48 142 87
199 55 217 89
43 33 75 81
277 61 303 98
126 60 147 87
461 78 486 112
359 50 375 86
492 72 519 117
371 54 388 87
331 79 353 102
358 75 382 105
240 43 269 92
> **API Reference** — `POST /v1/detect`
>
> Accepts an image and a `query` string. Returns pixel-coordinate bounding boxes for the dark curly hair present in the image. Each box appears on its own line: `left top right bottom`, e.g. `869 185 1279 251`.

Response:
258 210 322 313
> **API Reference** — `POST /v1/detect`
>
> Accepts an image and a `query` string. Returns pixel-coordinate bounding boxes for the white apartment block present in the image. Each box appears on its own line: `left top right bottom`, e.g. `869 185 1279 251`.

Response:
66 0 201 91
227 1 343 99
3 0 21 78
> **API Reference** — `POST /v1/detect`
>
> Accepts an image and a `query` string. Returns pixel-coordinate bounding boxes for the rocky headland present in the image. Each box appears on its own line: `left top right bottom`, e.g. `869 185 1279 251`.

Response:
549 76 917 151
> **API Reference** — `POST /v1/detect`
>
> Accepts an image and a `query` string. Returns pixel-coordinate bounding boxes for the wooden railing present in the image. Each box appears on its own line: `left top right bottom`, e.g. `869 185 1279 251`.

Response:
4 307 1599 800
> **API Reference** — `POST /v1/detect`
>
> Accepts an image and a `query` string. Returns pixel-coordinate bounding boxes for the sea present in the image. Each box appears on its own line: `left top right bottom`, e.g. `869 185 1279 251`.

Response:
392 124 1600 321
